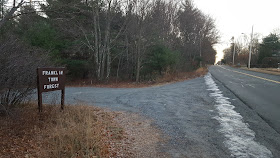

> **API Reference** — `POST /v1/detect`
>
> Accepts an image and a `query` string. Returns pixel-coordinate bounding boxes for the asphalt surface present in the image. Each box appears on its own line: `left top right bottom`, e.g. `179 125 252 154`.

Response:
209 65 280 134
41 65 280 157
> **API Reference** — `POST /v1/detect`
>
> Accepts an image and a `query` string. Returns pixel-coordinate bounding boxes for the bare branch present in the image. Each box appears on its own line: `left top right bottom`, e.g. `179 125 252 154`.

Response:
0 0 25 29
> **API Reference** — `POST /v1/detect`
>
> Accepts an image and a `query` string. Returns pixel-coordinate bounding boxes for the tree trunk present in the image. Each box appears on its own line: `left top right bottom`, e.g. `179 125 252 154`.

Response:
116 54 122 83
136 56 140 83
0 0 24 30
105 17 111 80
93 13 101 80
105 1 113 80
136 41 141 82
106 46 111 80
125 34 129 76
100 49 106 80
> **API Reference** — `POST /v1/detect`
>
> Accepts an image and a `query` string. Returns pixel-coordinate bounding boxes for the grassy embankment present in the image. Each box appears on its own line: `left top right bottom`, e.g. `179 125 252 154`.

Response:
0 104 126 158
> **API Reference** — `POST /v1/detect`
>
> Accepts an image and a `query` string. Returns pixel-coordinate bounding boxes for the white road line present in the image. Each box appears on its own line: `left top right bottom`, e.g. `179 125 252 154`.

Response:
205 73 272 158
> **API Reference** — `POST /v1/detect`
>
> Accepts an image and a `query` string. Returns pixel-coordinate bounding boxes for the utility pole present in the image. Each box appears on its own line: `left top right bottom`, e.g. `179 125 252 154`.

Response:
248 25 254 69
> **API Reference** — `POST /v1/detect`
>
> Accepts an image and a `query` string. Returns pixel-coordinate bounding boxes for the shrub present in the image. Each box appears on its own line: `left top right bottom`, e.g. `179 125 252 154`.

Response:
143 44 178 78
0 36 50 115
262 57 278 68
61 59 89 80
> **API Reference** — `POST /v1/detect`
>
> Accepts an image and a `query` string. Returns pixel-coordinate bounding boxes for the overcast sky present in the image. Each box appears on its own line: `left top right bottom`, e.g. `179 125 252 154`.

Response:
193 0 280 62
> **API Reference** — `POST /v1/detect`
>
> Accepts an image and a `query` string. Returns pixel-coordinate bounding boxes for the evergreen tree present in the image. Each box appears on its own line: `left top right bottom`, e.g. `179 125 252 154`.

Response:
258 33 280 64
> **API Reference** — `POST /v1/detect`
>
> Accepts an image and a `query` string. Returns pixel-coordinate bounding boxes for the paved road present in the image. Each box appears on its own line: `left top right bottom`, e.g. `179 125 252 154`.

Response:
42 66 280 157
209 65 280 134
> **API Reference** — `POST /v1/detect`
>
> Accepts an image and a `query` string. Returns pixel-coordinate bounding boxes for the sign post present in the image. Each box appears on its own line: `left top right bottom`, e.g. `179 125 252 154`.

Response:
37 67 66 112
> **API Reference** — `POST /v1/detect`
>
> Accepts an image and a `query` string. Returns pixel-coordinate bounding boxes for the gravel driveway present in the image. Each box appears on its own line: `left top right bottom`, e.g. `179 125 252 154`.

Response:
41 74 280 158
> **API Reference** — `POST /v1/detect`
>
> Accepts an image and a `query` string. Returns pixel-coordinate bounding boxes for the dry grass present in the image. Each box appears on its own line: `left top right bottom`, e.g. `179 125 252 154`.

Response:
67 67 208 88
42 105 116 158
0 104 129 158
252 68 280 75
154 67 208 84
0 104 166 158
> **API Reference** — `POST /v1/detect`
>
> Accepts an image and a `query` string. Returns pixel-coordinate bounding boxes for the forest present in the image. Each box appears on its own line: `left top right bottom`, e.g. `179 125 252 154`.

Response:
0 0 219 110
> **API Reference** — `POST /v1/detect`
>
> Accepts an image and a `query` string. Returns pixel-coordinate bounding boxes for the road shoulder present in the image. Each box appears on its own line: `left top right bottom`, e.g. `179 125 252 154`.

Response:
209 66 280 157
239 67 280 76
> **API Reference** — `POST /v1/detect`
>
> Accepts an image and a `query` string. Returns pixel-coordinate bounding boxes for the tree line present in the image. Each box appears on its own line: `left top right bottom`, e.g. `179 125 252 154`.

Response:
0 0 219 113
223 32 280 68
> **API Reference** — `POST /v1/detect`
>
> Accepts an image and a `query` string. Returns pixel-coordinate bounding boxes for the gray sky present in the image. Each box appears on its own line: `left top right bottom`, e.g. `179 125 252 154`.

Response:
193 0 280 62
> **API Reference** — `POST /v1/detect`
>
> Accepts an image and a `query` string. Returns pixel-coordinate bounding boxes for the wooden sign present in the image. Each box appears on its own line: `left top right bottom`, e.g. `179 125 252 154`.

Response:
37 67 66 112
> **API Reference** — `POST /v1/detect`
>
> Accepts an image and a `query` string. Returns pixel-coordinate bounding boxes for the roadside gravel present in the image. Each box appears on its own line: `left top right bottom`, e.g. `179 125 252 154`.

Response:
111 111 169 158
42 77 231 157
40 71 280 157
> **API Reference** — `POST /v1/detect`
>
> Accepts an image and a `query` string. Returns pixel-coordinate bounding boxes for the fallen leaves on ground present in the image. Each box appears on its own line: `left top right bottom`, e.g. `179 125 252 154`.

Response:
0 104 167 158
67 67 208 88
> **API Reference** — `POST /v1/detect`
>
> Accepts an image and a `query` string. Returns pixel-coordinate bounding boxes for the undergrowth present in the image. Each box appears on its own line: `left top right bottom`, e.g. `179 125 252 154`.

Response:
0 104 124 158
68 67 208 88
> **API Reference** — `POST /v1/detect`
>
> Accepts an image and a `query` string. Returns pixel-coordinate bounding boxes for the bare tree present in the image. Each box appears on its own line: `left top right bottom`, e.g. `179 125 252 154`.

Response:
128 0 153 82
0 0 25 29
176 0 219 67
0 0 7 20
80 0 134 81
